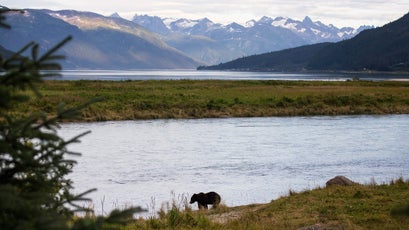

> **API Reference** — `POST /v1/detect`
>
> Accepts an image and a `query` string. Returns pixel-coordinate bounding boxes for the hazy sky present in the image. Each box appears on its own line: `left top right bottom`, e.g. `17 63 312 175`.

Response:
2 0 409 28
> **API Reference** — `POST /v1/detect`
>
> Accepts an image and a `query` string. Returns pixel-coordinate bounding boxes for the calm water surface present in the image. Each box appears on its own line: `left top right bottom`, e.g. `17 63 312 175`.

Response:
60 115 409 216
48 70 409 81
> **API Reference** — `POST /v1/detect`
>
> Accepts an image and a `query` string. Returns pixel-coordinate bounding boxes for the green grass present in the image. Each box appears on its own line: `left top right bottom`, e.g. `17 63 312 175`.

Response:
126 178 409 229
13 80 409 121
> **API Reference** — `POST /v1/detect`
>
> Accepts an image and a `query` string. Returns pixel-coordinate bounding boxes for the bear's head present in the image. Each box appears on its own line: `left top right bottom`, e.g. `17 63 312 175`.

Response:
190 193 198 204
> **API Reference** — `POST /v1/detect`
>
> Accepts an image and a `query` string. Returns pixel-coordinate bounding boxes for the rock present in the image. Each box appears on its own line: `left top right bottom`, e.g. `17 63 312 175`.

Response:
297 223 323 230
326 176 357 187
298 223 345 230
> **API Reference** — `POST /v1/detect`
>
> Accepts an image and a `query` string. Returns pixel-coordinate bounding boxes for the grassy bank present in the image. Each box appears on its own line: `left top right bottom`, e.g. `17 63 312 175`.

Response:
116 178 409 229
14 80 409 121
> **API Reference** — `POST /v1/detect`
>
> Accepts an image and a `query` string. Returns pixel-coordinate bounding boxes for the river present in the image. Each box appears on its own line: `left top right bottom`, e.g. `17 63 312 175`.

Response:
59 115 409 216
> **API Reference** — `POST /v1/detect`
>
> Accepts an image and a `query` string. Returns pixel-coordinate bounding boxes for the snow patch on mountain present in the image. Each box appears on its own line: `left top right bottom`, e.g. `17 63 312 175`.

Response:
173 18 198 29
245 20 256 28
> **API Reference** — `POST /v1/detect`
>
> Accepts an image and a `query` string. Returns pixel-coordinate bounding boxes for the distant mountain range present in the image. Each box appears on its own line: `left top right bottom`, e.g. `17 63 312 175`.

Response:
1 9 372 69
132 15 372 64
198 12 409 72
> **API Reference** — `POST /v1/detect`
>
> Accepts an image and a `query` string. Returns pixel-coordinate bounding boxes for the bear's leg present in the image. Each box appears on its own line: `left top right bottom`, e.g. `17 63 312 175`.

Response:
212 194 221 209
198 204 206 210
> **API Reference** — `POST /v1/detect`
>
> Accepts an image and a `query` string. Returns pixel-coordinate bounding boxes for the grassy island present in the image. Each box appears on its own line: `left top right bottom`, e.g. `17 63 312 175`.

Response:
13 79 409 121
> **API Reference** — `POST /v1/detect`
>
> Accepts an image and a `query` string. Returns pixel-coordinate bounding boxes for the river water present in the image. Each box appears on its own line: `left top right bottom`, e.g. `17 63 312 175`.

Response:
60 115 409 216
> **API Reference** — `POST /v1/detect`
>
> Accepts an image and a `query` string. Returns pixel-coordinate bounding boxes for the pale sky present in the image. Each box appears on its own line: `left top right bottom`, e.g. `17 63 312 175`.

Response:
2 0 409 28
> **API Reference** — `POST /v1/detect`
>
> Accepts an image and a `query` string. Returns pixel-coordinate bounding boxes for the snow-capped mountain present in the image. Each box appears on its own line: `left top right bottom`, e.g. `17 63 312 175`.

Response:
131 14 170 35
132 15 372 64
168 18 222 35
133 14 370 40
259 16 361 42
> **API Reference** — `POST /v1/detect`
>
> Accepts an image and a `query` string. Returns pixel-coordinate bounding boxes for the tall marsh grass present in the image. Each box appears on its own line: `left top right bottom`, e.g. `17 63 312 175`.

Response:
13 80 409 121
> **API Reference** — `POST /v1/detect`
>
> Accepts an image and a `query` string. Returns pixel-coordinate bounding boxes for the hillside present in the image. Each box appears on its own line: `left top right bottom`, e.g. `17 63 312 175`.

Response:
0 9 200 69
308 12 409 71
199 13 409 72
198 43 332 71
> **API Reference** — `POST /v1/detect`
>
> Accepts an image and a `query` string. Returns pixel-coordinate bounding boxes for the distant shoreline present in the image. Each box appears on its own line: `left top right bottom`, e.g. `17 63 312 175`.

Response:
197 68 409 76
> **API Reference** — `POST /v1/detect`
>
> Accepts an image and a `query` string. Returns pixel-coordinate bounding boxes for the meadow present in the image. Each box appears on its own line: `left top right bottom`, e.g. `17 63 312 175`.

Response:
15 80 409 121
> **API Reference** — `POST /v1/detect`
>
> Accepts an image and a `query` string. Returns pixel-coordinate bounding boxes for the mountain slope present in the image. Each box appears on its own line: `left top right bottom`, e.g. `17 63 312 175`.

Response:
1 9 200 69
199 13 409 72
307 13 409 71
197 43 332 71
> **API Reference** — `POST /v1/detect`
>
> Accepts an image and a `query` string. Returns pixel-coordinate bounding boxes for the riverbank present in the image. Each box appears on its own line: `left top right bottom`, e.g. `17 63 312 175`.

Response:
15 80 409 121
125 178 409 229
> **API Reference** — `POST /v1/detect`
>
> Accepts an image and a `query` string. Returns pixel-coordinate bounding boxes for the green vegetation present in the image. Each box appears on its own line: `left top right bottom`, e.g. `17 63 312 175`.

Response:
123 178 409 229
13 80 409 121
0 8 142 229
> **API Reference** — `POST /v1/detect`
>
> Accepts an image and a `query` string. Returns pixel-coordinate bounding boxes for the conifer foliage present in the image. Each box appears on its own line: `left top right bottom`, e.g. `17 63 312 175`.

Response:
0 7 143 229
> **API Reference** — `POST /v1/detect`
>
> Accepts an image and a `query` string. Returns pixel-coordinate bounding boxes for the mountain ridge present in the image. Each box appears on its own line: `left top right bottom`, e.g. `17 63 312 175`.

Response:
132 14 372 64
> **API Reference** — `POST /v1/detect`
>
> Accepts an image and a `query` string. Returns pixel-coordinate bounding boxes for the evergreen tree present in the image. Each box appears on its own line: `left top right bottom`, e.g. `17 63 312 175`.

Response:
0 6 143 229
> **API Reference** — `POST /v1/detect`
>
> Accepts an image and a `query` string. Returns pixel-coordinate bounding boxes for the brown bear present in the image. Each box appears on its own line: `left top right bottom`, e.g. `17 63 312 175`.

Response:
190 191 221 210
